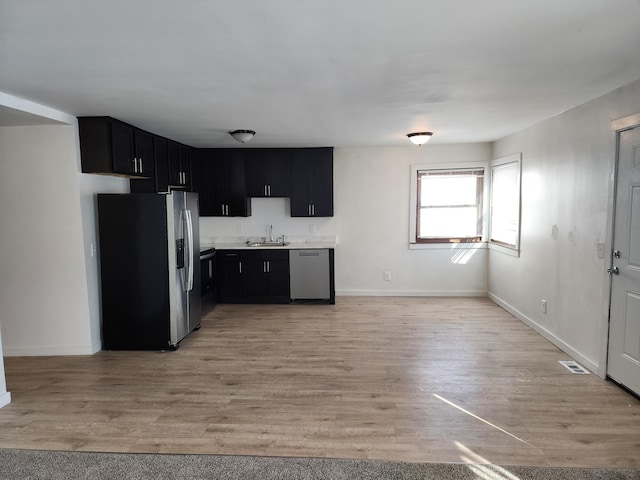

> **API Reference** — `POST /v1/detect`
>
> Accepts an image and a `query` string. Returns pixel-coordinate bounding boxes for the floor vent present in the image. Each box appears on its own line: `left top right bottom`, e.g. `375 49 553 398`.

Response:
559 360 590 374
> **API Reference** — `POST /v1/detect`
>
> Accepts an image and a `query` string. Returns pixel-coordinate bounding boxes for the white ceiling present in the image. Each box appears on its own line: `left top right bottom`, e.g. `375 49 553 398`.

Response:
1 1 640 148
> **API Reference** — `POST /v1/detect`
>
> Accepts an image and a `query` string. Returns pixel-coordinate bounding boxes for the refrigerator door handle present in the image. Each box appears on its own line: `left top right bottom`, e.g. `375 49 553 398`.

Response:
184 209 194 292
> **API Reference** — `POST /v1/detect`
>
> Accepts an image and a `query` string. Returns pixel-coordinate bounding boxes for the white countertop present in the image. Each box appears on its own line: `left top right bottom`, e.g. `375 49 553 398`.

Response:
201 241 336 251
200 235 336 251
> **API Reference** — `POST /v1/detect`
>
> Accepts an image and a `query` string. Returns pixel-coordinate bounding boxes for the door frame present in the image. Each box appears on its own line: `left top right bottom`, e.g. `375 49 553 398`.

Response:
599 112 640 378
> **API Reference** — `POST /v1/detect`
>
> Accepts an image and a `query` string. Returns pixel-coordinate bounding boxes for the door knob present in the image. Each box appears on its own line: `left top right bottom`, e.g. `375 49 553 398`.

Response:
608 266 619 275
613 250 621 258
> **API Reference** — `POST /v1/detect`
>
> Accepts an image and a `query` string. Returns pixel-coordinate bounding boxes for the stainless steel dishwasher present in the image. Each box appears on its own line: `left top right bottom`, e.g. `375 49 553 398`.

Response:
289 249 331 301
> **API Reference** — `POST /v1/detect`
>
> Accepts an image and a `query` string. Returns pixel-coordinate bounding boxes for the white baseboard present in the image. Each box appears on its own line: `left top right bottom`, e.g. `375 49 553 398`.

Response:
337 289 488 297
3 339 102 357
488 292 599 374
0 391 11 409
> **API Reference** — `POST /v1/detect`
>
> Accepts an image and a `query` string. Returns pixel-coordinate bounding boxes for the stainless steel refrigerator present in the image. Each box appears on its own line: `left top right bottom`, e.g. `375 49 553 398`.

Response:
97 192 201 350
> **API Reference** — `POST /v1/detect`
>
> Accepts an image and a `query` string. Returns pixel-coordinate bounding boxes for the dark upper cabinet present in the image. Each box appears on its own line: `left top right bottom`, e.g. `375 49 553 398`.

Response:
290 147 334 217
168 141 192 189
245 149 290 198
196 149 250 217
79 117 154 178
130 136 170 193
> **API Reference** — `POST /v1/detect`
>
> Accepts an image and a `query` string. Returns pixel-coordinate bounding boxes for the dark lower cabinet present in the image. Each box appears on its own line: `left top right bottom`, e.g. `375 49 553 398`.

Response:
200 250 217 311
217 250 290 304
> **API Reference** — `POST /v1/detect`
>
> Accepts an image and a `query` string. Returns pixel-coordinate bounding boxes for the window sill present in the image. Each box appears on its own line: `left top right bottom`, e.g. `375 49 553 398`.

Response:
409 242 488 250
488 242 520 257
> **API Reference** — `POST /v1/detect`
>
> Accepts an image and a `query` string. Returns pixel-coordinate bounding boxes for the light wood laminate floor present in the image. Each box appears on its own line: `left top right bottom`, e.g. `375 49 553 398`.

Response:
1 297 639 467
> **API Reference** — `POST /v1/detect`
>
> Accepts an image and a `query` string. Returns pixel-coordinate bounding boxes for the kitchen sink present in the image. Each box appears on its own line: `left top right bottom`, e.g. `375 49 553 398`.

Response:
246 241 290 247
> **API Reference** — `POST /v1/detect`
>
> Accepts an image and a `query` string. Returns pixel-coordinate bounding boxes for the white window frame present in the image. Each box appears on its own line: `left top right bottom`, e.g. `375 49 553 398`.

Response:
409 162 490 249
489 153 522 257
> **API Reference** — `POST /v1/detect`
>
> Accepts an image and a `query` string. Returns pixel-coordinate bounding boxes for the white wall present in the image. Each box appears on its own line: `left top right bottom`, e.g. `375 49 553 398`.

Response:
0 125 93 354
490 78 640 374
0 122 128 355
201 143 493 296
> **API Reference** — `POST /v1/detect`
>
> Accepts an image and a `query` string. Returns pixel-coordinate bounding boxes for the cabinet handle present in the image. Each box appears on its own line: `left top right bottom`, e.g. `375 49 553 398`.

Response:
312 204 315 216
221 204 225 215
267 260 270 273
239 261 242 274
263 261 266 273
308 204 311 216
133 158 137 173
139 158 143 173
264 185 268 196
208 260 213 278
268 185 271 196
226 205 229 216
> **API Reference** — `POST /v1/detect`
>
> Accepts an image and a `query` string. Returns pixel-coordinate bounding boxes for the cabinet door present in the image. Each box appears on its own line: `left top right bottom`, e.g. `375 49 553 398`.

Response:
111 121 136 175
224 150 251 217
168 141 182 186
289 148 333 217
218 252 245 301
246 149 290 198
244 250 289 301
179 145 192 189
289 150 312 216
308 148 334 217
265 253 290 298
153 136 170 193
244 150 268 197
208 152 227 216
134 129 154 177
244 253 270 298
264 149 290 197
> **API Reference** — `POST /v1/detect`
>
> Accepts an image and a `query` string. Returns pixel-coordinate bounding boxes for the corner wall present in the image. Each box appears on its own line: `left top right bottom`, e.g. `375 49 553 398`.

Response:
0 121 128 355
490 78 640 373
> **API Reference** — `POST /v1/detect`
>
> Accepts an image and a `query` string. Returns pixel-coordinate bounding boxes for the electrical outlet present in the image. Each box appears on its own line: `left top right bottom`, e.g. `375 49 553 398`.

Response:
383 270 391 281
596 242 605 259
540 299 547 314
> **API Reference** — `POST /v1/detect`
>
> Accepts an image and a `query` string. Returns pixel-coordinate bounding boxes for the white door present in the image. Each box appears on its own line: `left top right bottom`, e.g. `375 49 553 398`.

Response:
608 122 640 395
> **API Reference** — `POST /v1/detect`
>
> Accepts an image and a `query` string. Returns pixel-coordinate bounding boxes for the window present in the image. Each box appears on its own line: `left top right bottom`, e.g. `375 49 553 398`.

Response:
490 153 521 252
415 168 484 243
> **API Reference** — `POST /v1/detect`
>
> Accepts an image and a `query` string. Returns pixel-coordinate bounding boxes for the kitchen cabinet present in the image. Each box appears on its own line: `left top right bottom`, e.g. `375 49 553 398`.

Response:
196 149 251 217
200 249 217 312
244 250 290 301
168 141 192 189
217 250 290 304
217 251 245 302
79 116 154 178
290 147 333 217
130 136 170 193
245 149 290 198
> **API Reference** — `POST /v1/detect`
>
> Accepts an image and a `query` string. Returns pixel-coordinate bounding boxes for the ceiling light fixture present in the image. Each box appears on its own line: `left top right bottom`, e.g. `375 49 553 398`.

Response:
407 132 433 145
229 129 256 143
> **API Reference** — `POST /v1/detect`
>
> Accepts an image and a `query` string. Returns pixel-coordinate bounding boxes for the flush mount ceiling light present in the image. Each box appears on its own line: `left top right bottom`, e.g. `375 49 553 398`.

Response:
407 132 433 146
229 129 256 143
